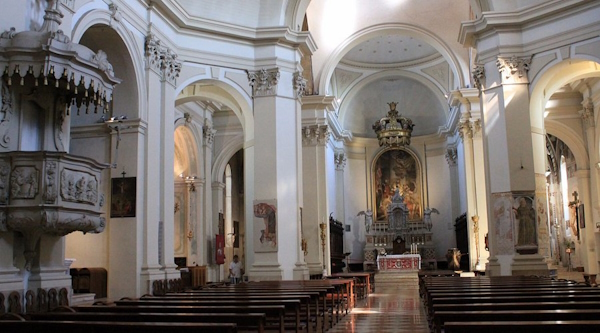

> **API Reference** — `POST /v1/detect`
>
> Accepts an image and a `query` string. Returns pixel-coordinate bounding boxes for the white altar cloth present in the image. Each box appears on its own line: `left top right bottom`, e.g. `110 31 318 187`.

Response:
377 254 421 271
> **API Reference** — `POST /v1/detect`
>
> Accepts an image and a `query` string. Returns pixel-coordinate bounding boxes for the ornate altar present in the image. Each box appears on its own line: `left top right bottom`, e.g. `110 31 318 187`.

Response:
363 188 436 271
377 254 421 271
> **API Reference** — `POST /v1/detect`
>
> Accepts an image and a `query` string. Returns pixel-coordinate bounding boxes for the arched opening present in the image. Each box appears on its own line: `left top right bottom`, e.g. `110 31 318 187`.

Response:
65 23 139 298
173 125 201 267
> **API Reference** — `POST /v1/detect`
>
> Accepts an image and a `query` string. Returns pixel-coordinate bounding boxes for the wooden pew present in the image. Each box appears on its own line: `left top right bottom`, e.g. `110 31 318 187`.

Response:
26 312 265 333
73 304 285 333
433 309 600 333
115 297 304 333
151 291 320 333
0 320 237 333
444 320 600 333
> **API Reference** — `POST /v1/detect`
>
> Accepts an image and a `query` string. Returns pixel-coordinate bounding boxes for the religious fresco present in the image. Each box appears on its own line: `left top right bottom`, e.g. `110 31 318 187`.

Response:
373 149 422 222
253 199 277 252
512 194 538 254
492 192 515 255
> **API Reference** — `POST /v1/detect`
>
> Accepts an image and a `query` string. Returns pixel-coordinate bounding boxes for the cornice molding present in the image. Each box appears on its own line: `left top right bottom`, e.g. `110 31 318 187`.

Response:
459 0 594 47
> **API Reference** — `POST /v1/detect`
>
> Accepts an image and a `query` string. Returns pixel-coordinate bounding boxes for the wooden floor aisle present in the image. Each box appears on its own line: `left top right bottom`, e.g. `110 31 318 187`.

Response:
327 283 429 333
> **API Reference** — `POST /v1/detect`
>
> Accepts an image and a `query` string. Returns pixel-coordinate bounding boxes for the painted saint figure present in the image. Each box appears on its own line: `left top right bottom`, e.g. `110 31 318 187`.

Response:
514 197 536 246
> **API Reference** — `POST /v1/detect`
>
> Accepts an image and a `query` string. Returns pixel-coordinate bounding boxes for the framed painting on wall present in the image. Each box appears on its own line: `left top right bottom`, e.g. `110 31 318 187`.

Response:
110 177 136 218
372 148 422 222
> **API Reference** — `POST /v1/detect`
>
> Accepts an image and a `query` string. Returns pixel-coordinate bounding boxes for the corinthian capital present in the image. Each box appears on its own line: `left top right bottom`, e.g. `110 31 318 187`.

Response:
247 68 280 97
580 98 594 128
334 150 347 171
202 124 217 146
472 64 485 90
293 71 307 98
302 125 329 146
496 56 531 83
445 147 457 166
145 34 181 85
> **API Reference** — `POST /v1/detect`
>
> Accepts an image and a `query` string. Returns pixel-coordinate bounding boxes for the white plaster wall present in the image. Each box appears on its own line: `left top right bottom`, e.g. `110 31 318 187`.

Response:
344 151 368 263
427 153 455 260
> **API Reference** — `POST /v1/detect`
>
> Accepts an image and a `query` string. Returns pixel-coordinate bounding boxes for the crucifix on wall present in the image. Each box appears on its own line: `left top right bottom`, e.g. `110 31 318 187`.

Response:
568 191 581 240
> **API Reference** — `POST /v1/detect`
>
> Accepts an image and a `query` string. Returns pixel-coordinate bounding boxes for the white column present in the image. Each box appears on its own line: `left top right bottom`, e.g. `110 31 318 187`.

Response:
139 34 181 295
248 66 304 281
579 99 598 275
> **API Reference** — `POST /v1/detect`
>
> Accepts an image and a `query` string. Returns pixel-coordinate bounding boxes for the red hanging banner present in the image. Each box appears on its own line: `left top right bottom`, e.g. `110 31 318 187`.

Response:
215 234 225 265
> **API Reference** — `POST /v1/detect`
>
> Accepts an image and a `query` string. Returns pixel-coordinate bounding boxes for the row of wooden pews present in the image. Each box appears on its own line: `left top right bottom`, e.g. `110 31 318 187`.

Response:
420 274 600 333
1 278 356 333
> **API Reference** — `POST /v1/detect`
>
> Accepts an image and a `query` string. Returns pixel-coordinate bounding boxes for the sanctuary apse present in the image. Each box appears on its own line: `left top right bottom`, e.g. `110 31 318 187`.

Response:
0 0 599 309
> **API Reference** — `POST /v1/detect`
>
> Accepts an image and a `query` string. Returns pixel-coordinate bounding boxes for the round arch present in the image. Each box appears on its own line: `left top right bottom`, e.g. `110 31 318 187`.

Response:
545 120 589 170
70 8 146 120
530 58 600 165
317 23 466 96
176 78 254 143
174 122 202 179
212 135 245 183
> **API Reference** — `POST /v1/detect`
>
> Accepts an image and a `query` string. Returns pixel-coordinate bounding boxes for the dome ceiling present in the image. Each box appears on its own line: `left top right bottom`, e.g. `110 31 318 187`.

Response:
337 35 449 138
343 35 438 65
342 76 447 138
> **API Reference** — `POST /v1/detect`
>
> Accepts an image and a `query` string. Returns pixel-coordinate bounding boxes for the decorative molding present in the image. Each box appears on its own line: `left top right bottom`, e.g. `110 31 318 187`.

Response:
144 34 181 85
43 162 57 204
445 147 458 166
0 210 6 232
472 64 485 90
496 56 531 83
247 68 280 97
302 124 329 146
293 71 307 98
108 3 122 23
90 50 114 76
183 112 192 124
334 150 347 171
0 80 13 148
0 160 9 204
580 98 594 128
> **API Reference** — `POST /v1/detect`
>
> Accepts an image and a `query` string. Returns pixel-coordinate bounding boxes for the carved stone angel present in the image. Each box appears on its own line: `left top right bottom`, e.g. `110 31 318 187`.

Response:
357 209 373 233
423 207 439 231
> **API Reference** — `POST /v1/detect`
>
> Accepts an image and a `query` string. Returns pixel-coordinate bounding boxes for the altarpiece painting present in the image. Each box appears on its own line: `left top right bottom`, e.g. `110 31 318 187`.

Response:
373 149 422 222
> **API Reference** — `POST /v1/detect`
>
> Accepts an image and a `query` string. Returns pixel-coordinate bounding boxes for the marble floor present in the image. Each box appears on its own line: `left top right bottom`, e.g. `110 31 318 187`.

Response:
325 265 584 333
327 283 429 333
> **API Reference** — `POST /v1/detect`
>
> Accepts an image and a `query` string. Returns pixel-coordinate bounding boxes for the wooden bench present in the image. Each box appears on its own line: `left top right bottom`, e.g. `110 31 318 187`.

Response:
0 320 237 333
26 312 265 333
152 291 321 333
444 320 600 333
73 304 285 333
433 309 600 333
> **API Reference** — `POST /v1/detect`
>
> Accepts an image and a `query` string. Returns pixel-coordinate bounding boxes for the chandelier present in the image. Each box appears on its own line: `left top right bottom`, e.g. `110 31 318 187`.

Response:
372 102 414 147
